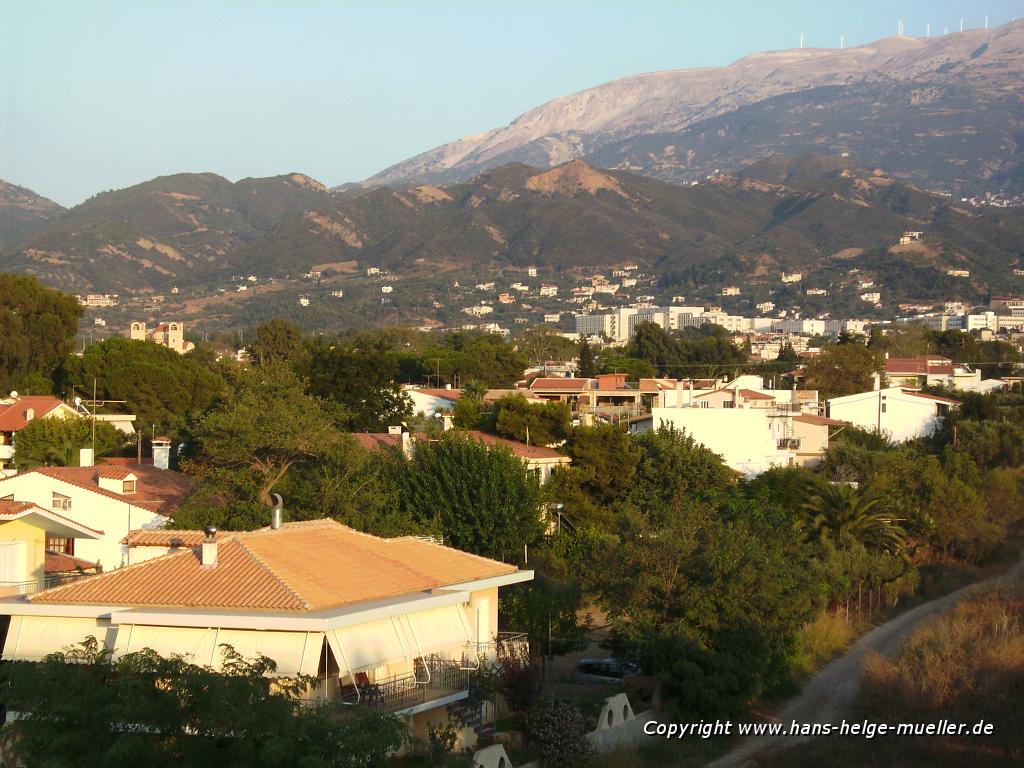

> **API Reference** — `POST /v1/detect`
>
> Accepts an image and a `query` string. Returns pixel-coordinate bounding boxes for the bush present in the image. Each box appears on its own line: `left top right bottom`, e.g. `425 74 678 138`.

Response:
526 698 593 768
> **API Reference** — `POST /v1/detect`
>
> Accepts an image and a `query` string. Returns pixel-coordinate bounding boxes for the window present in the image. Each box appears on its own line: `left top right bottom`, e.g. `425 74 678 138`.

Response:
122 480 136 494
46 536 74 555
881 403 887 413
52 492 71 511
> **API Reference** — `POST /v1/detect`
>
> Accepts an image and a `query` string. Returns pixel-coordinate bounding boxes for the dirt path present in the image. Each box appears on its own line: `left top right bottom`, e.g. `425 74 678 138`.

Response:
705 554 1024 768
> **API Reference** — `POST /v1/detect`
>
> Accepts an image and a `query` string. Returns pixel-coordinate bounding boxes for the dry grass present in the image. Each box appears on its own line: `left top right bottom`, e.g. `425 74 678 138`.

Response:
790 611 859 679
756 576 1024 767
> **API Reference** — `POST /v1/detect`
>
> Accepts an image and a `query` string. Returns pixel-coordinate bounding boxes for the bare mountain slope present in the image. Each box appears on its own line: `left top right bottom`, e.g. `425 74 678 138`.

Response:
368 21 1024 194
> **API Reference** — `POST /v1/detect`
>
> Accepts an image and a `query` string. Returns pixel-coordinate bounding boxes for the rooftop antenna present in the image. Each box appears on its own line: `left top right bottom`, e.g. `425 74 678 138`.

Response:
799 32 804 48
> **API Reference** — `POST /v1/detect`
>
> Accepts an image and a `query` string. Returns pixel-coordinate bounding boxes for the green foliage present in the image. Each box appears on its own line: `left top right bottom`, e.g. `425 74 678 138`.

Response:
576 338 598 378
803 343 880 399
500 569 592 658
799 484 906 555
64 338 225 430
551 423 642 527
188 364 338 511
0 637 406 768
526 698 594 768
625 427 737 516
14 416 124 468
416 333 530 389
493 394 571 446
592 505 819 716
626 322 746 376
398 432 544 561
248 318 304 365
303 335 412 431
0 274 82 393
516 327 579 366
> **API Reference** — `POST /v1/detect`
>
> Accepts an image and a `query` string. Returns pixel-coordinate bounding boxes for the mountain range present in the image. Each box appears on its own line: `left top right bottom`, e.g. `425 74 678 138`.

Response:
368 21 1024 197
1 154 1022 309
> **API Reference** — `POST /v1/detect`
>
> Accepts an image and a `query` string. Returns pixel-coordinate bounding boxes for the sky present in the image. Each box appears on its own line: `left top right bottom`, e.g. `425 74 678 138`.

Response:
2 0 1022 207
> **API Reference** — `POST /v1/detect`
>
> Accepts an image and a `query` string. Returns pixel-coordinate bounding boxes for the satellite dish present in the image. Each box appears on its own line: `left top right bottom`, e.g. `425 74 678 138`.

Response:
9 391 17 398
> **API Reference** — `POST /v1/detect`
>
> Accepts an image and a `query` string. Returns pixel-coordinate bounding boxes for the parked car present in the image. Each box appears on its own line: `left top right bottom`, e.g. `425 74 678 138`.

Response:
571 658 641 684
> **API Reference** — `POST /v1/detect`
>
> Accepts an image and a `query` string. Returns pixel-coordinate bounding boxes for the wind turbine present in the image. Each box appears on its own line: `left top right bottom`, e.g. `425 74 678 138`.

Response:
960 17 965 32
840 34 845 49
800 32 804 48
985 15 989 30
926 23 931 38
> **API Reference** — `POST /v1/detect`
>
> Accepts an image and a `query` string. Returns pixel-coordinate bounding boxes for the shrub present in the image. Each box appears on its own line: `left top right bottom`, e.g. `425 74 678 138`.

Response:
526 698 593 768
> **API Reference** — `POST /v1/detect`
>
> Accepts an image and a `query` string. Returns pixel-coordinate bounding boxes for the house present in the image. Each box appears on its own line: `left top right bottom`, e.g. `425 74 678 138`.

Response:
0 463 193 571
462 431 570 484
0 519 532 746
883 355 994 391
0 396 78 472
0 499 102 596
790 414 848 467
129 321 195 354
825 386 959 442
405 387 463 418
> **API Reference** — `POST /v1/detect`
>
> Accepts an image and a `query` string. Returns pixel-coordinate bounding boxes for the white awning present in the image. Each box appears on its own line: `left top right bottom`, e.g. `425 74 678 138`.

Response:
114 625 325 677
327 616 410 672
213 629 324 676
2 615 114 661
405 605 472 655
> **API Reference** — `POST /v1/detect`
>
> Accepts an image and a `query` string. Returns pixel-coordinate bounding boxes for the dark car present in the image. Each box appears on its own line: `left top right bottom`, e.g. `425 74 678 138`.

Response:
571 658 641 684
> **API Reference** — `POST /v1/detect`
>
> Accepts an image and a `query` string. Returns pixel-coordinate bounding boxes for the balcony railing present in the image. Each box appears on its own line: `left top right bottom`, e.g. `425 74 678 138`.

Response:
331 655 469 714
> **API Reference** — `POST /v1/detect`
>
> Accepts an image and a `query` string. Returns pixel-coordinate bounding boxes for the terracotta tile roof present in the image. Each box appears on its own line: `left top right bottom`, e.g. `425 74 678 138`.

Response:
95 467 136 480
901 389 960 405
0 397 66 432
350 433 403 451
0 499 105 536
738 389 775 400
122 529 210 548
464 430 568 461
528 378 590 391
885 356 955 375
411 388 463 401
792 413 848 427
31 520 519 612
0 464 192 516
45 551 100 574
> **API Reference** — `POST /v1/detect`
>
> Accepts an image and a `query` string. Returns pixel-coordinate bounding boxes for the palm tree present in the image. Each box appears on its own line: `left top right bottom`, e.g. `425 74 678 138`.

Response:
800 483 906 554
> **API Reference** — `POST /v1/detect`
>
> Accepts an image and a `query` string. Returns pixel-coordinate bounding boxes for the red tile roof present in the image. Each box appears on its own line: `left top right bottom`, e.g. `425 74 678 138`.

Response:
32 519 519 612
528 378 590 391
122 529 211 548
901 389 960 405
351 433 404 451
45 551 100 574
464 431 568 461
0 499 105 537
885 357 955 375
0 397 66 432
738 389 775 400
0 464 192 515
95 467 136 480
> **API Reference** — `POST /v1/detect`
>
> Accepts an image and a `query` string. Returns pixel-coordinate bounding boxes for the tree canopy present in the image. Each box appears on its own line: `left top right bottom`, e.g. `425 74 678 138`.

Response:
0 638 405 768
0 274 82 393
14 416 124 468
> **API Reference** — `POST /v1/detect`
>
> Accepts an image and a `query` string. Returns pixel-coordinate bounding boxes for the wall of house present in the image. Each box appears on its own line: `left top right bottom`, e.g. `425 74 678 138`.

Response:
644 408 794 477
791 421 829 466
827 390 944 442
0 474 166 570
0 520 45 593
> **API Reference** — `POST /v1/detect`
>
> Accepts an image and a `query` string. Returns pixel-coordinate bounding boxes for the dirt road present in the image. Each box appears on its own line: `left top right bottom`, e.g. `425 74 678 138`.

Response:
705 555 1024 768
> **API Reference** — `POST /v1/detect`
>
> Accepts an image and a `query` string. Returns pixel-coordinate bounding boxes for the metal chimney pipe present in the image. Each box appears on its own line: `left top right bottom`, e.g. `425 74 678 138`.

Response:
271 493 283 530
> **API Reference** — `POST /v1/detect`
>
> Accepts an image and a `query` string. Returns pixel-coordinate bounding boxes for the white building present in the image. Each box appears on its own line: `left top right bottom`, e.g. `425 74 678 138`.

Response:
0 463 192 570
129 321 194 354
826 386 958 442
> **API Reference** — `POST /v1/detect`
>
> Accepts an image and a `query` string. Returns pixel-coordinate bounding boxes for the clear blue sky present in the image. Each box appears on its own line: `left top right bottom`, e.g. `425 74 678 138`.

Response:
2 0 1021 206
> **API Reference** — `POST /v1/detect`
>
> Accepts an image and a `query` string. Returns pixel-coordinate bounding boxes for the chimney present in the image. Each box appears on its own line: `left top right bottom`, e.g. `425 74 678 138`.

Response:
24 408 34 421
271 493 283 530
441 413 454 432
400 430 413 459
872 372 881 391
79 448 94 467
201 526 217 566
152 437 171 470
